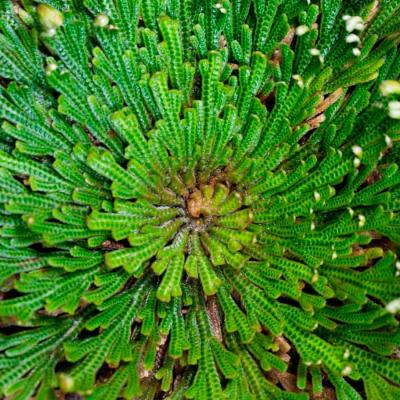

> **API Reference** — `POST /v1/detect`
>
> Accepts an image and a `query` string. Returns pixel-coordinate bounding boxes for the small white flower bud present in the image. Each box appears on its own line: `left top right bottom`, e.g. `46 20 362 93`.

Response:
37 4 64 30
351 145 363 157
388 101 400 119
342 365 352 376
45 63 57 75
94 14 109 27
384 135 392 147
345 16 364 32
379 80 400 96
296 25 309 36
386 298 400 314
346 34 360 43
45 28 57 37
292 74 304 88
309 48 320 56
352 48 361 56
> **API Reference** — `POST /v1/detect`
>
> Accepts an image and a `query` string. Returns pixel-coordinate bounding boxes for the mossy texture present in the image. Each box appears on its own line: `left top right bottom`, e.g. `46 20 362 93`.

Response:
0 0 400 399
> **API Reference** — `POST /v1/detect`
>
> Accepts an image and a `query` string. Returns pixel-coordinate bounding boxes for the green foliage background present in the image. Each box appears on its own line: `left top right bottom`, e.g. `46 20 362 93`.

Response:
0 0 400 399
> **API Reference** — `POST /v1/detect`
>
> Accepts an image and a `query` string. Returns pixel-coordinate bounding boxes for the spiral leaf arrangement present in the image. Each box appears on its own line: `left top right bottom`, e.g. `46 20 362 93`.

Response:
0 0 400 399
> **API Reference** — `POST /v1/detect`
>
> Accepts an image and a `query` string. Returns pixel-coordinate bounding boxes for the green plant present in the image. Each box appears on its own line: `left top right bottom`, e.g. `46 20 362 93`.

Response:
0 0 400 399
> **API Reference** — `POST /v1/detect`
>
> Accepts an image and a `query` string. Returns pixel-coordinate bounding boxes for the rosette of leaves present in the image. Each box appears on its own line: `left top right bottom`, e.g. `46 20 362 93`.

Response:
0 0 400 399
